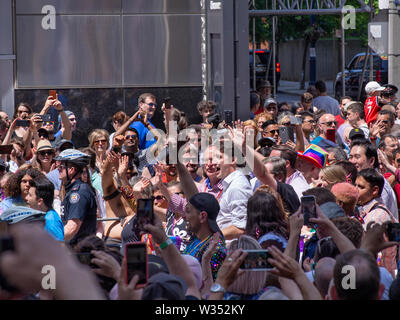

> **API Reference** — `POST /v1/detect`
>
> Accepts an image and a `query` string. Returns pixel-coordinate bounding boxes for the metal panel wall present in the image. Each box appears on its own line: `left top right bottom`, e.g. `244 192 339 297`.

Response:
123 15 201 86
122 0 201 14
16 16 122 87
0 0 13 54
16 0 122 14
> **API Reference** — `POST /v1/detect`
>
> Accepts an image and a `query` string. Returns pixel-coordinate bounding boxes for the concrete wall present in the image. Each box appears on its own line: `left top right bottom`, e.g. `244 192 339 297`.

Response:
279 38 365 82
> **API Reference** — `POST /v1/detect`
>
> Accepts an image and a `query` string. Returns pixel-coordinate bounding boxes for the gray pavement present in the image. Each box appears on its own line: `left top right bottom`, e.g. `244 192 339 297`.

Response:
277 80 335 96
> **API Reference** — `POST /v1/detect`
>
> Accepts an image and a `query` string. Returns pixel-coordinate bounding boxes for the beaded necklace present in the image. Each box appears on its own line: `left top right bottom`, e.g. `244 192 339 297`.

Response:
185 234 212 256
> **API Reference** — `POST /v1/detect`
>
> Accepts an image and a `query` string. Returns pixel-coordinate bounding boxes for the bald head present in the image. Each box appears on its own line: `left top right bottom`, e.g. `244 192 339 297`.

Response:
318 113 336 137
314 257 336 298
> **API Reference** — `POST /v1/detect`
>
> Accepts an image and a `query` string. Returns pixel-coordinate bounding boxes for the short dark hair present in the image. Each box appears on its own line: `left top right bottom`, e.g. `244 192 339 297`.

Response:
346 102 365 119
334 249 380 300
340 96 352 104
358 168 385 197
123 127 139 137
326 147 348 162
262 120 278 131
197 100 216 112
302 187 336 206
298 111 314 121
332 217 364 248
315 80 327 93
335 160 358 184
271 145 297 169
350 139 379 169
378 109 395 124
29 177 54 209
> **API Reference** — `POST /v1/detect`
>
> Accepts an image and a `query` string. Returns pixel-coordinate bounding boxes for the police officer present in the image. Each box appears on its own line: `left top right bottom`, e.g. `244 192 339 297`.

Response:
55 149 97 247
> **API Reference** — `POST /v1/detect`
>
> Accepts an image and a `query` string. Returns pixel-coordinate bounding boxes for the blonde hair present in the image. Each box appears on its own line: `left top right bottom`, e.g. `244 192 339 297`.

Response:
242 120 258 148
227 235 267 295
321 165 347 187
88 129 110 150
254 112 273 130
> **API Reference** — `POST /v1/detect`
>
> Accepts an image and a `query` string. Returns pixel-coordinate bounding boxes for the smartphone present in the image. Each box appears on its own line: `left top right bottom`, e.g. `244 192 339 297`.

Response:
135 199 155 232
164 97 172 110
279 126 294 144
124 242 148 287
76 252 95 267
326 128 336 143
387 223 400 242
39 114 51 122
240 250 274 271
290 116 302 125
224 110 233 126
301 195 317 226
49 90 57 100
15 120 30 127
0 145 13 155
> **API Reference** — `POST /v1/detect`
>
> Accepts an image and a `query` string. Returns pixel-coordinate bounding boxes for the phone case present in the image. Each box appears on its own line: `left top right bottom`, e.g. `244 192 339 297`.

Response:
124 242 148 288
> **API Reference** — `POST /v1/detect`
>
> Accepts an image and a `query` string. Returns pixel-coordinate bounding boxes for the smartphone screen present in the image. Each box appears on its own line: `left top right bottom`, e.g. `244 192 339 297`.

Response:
290 116 301 125
224 110 233 126
164 97 172 109
0 145 13 155
240 250 273 270
49 90 57 100
124 242 148 287
326 128 336 143
279 126 294 144
135 199 155 232
301 195 317 226
387 223 400 242
15 120 30 127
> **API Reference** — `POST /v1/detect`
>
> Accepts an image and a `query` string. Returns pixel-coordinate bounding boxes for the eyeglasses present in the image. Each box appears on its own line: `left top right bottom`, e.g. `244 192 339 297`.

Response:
38 150 54 156
320 121 337 127
43 121 54 126
125 135 137 140
94 139 107 145
380 120 390 124
266 106 277 111
147 103 157 108
281 122 291 126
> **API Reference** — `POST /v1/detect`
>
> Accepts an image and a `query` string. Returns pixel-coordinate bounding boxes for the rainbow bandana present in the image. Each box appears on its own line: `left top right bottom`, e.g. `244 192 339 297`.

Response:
297 144 328 168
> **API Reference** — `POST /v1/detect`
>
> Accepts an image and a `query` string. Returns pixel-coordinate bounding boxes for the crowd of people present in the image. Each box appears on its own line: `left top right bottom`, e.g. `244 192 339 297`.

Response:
0 78 400 301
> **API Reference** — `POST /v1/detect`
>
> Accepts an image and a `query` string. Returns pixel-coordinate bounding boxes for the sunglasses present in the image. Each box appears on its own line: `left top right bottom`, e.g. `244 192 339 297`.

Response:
265 129 279 135
39 150 54 156
94 139 107 145
125 135 137 140
175 191 185 196
43 121 54 126
320 121 337 126
154 195 166 201
147 102 157 107
281 122 291 126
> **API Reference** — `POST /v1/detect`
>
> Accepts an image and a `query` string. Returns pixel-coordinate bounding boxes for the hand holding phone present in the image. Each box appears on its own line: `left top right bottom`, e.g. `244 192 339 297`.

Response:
326 128 336 143
240 250 273 270
301 195 317 227
49 90 57 100
124 242 148 288
15 120 30 127
224 110 233 126
134 199 155 233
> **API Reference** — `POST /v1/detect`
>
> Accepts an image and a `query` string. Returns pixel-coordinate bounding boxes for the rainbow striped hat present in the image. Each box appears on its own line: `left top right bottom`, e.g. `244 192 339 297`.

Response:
297 144 328 168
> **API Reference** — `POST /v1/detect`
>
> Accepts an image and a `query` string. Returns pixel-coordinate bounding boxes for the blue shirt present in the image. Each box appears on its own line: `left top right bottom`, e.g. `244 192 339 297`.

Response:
46 168 61 191
45 209 65 242
129 119 156 150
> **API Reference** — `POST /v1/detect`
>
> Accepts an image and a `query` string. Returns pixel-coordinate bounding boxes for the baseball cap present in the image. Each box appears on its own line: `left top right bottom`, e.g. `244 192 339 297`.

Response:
189 193 221 234
365 81 385 94
264 98 277 107
257 79 272 90
382 84 398 97
148 254 169 278
141 273 187 300
55 139 74 151
349 128 365 140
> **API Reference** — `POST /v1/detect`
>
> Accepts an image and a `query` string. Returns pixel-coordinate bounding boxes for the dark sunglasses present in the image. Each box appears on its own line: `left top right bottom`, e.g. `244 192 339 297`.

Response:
125 135 137 140
39 150 54 156
147 102 157 107
320 121 337 126
154 195 166 201
265 129 279 134
94 139 107 145
43 121 54 126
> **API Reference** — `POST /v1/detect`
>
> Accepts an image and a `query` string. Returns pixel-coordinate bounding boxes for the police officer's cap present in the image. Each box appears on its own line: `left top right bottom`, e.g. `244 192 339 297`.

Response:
54 149 90 168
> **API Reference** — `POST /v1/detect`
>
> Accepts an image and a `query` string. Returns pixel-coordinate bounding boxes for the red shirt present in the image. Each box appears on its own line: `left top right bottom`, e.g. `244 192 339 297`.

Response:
335 114 346 128
364 96 381 126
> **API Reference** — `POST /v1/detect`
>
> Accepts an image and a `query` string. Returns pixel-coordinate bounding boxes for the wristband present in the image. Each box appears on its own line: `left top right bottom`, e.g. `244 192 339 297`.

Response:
159 238 173 250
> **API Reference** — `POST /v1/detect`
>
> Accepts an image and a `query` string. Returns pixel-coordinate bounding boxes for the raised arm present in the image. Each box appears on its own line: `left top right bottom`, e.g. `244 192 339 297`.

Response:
53 99 72 140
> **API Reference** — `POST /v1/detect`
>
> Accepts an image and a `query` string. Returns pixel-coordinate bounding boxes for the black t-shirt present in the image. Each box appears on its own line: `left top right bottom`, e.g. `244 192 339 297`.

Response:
277 180 300 214
62 178 97 246
165 210 190 253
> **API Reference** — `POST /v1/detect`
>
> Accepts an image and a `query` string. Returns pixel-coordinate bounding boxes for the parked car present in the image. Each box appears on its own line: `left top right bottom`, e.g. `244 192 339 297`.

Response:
334 52 388 101
249 49 280 91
